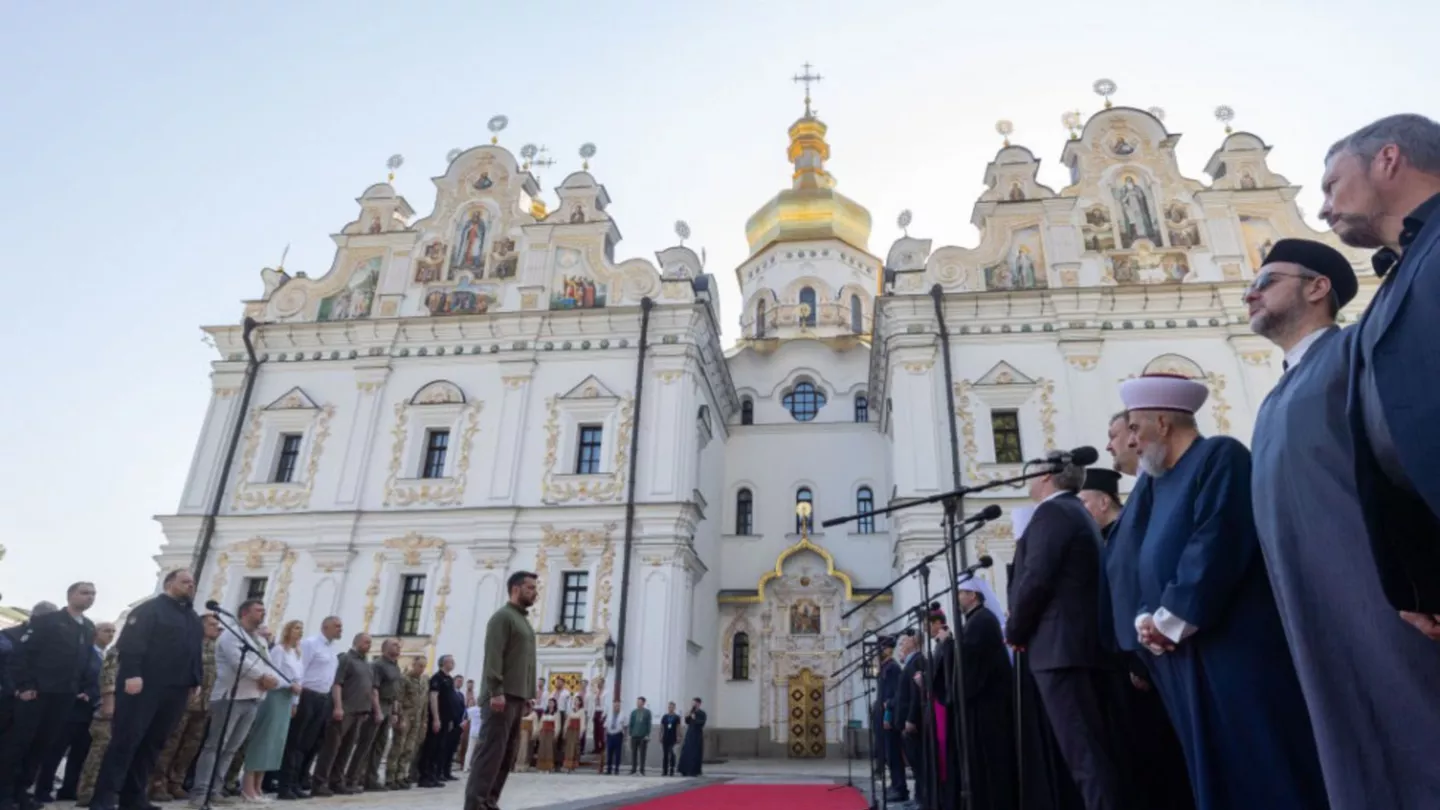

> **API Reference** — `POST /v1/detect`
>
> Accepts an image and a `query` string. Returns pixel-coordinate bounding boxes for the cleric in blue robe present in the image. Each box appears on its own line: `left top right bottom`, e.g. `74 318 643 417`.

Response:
1106 373 1327 810
1247 238 1440 809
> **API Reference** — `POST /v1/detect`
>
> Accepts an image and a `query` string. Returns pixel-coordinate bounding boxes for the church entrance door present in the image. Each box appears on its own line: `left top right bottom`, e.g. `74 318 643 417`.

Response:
786 668 826 758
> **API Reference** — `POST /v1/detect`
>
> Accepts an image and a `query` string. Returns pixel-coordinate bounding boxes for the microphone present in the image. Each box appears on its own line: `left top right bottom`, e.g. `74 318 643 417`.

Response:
204 600 231 615
959 554 995 578
963 504 1003 524
1026 446 1099 467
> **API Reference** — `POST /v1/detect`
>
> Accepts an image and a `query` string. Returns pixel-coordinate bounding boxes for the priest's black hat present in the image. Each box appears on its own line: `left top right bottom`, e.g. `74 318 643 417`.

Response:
1082 468 1122 501
1262 238 1358 309
878 635 896 650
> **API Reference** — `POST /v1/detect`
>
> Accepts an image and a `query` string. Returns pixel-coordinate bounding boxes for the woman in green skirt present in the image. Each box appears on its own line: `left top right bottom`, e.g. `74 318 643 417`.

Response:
241 620 305 803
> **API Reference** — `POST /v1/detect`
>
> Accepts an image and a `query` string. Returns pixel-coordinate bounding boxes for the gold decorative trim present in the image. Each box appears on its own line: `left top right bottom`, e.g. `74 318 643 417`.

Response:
232 537 287 569
362 551 385 633
384 532 448 565
1205 372 1232 435
539 396 634 504
721 610 756 681
1238 350 1271 367
1064 355 1099 371
208 552 231 605
1038 379 1057 453
231 405 335 511
953 376 1057 479
955 380 981 483
269 551 298 633
382 401 484 507
655 370 683 384
214 388 240 399
501 376 530 389
428 548 457 663
531 523 618 633
719 537 858 605
902 361 933 374
357 381 384 393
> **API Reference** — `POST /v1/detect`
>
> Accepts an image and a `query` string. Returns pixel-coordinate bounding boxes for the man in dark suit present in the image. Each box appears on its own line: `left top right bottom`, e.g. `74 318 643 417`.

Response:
1320 113 1440 632
876 636 908 803
1006 452 1124 810
894 631 929 810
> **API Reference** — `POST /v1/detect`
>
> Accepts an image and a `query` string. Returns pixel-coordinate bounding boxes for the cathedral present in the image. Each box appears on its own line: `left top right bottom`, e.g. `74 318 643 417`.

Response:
154 84 1377 761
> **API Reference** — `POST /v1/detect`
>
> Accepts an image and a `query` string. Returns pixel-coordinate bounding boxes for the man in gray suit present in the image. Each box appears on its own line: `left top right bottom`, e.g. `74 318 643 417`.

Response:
1320 113 1440 630
1006 451 1124 810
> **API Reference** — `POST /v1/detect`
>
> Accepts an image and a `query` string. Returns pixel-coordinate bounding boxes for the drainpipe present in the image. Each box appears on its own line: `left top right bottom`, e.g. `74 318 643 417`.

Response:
930 285 966 569
193 317 262 583
611 297 653 703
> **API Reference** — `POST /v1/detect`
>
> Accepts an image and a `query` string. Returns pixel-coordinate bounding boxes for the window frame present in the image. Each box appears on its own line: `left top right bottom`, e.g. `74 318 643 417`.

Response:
272 434 304 484
854 395 869 423
783 381 827 422
736 488 754 535
799 286 818 327
420 428 451 479
795 487 814 534
575 424 604 475
740 398 754 425
243 576 268 602
559 571 590 632
395 574 427 637
991 408 1024 465
856 486 875 534
732 631 751 680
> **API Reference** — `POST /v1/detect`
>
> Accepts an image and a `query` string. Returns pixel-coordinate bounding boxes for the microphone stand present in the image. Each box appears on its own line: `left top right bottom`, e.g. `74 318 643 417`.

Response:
201 610 294 810
828 463 1064 810
825 640 880 808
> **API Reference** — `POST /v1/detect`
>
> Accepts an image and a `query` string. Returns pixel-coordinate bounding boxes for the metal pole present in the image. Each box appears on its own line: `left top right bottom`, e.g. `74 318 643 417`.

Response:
611 297 653 704
193 317 262 582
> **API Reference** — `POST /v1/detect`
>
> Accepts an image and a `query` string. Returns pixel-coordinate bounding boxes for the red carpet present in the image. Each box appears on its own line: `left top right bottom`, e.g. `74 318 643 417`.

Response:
624 783 869 809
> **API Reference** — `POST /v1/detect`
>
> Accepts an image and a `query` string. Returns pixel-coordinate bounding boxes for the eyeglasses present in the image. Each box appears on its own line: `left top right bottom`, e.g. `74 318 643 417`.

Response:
1245 270 1311 296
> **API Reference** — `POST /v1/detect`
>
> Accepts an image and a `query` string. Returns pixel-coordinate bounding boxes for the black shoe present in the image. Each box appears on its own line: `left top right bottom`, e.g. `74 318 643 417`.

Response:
275 792 298 802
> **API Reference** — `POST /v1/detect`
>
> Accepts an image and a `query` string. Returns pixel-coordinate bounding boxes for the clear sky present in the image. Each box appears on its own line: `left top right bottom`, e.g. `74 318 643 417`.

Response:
1 0 1434 621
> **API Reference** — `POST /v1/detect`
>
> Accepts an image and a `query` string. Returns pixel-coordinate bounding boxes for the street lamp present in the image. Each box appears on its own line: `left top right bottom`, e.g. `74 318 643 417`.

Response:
603 637 617 667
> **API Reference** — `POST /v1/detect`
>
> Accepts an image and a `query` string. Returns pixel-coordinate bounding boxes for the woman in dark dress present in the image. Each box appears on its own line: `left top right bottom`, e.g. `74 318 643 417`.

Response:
677 698 706 777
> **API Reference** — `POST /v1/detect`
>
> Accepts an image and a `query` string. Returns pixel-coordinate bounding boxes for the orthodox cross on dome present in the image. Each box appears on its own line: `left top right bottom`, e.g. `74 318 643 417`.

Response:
793 62 823 117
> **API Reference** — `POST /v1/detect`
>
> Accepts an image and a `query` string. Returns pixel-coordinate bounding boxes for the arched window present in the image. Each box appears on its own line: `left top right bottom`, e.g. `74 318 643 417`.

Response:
854 394 869 423
736 488 754 535
850 295 863 333
799 286 818 327
796 487 814 533
732 632 751 680
740 398 754 425
755 299 767 339
856 487 875 534
783 381 826 422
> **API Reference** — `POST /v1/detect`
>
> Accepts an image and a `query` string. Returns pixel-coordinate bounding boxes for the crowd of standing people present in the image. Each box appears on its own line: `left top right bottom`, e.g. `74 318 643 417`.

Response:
870 112 1440 810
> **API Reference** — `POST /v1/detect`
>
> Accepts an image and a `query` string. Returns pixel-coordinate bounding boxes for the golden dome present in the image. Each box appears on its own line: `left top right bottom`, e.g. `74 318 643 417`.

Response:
744 112 873 257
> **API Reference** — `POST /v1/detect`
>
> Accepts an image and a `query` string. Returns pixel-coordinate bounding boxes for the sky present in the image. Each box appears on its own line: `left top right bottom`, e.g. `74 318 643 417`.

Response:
1 0 1435 621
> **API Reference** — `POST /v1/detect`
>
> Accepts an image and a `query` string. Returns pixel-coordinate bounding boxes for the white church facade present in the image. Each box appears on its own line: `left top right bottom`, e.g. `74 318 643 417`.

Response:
154 92 1377 760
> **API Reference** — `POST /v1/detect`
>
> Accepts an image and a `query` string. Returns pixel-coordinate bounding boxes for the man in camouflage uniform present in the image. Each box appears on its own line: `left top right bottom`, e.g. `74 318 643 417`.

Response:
149 614 220 801
385 657 428 790
76 646 120 807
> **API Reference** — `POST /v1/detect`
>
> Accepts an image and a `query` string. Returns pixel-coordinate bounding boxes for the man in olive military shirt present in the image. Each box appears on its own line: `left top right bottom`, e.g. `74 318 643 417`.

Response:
312 634 380 796
75 644 120 807
463 571 538 810
385 657 427 790
354 639 403 791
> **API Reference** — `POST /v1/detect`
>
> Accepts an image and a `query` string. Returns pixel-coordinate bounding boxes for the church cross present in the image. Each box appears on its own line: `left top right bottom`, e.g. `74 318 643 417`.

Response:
793 62 823 117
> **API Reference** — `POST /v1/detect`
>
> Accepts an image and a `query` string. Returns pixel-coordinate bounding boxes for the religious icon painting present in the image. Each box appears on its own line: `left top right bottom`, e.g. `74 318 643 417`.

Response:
1083 206 1117 253
450 210 488 276
1112 175 1162 248
317 256 381 321
413 241 447 284
789 599 821 636
1111 136 1137 156
550 275 606 310
424 277 495 316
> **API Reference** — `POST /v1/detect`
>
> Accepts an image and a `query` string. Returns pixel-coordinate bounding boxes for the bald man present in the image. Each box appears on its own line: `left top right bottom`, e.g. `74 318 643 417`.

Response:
311 633 379 796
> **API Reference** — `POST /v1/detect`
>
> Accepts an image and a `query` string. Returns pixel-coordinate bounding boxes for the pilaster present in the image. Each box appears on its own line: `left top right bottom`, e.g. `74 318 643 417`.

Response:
336 362 391 506
642 352 693 500
887 344 942 497
181 368 247 512
488 361 536 502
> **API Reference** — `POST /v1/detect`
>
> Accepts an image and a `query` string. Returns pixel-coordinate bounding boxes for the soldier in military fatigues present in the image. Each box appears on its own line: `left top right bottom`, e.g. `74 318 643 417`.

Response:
385 658 428 790
149 616 220 801
76 646 120 807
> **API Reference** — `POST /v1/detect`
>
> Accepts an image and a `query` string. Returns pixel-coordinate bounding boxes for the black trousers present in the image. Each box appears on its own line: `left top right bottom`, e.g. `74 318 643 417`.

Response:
37 715 92 799
278 690 329 792
443 722 463 777
419 720 452 780
628 738 648 773
93 685 190 809
885 726 908 797
0 692 74 802
1032 667 1125 810
661 742 676 775
902 730 930 809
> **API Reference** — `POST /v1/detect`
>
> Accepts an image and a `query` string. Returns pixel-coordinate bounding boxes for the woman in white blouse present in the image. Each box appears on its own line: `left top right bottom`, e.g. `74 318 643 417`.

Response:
241 620 305 802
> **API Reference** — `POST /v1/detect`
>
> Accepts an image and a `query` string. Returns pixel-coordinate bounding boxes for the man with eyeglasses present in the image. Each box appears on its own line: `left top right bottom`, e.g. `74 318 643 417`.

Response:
1247 237 1440 810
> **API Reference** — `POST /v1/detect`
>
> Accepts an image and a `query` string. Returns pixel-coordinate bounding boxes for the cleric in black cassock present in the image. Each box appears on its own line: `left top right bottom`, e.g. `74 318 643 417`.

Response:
956 577 1016 810
676 699 705 777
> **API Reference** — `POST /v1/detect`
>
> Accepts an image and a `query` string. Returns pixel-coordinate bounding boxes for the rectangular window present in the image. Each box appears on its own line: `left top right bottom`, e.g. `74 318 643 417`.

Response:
856 489 875 535
991 409 1023 464
273 434 303 483
560 572 589 632
395 574 427 636
575 425 603 475
421 429 450 479
244 577 268 602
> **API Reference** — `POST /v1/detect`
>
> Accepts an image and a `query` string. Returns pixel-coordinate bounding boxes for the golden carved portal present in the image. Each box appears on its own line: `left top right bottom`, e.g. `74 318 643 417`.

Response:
787 668 827 759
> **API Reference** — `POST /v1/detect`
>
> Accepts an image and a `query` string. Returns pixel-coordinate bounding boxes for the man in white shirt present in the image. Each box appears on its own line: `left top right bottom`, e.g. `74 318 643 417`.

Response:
276 615 342 800
602 701 625 775
188 600 276 806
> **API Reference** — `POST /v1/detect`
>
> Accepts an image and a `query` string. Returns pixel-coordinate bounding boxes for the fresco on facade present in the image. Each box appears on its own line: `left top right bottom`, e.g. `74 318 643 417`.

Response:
1082 206 1117 253
490 238 518 279
450 209 488 276
983 226 1047 290
1164 203 1204 248
790 600 821 636
1112 174 1162 248
1240 214 1281 271
424 277 496 315
1110 135 1137 156
550 275 606 309
1107 250 1191 284
413 241 447 284
317 256 380 321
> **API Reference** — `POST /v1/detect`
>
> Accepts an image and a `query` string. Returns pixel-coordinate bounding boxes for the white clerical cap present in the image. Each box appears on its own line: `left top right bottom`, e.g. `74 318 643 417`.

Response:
1119 373 1209 414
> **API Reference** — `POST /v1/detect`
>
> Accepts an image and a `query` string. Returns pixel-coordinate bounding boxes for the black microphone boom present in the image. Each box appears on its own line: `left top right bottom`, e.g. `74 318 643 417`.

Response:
1026 445 1099 467
204 600 231 615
